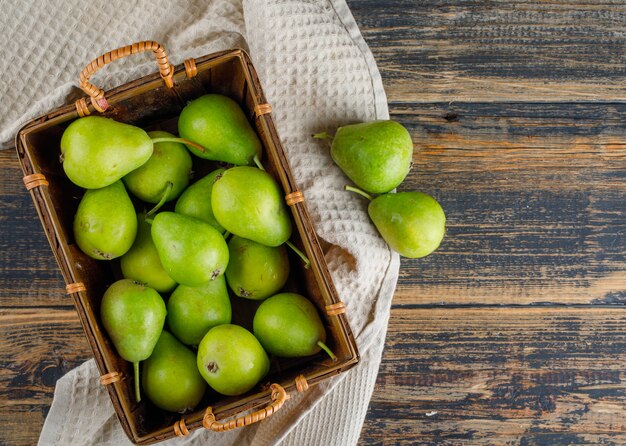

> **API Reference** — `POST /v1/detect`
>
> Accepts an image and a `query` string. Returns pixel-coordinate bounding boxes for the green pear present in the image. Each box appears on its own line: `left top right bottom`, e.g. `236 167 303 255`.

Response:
100 279 167 402
151 212 229 286
73 181 137 260
212 167 292 247
197 325 269 396
320 120 413 194
225 236 289 300
178 94 262 165
167 276 232 346
61 116 153 189
348 188 445 258
123 131 192 203
253 293 335 359
142 331 207 413
120 213 177 293
175 168 225 233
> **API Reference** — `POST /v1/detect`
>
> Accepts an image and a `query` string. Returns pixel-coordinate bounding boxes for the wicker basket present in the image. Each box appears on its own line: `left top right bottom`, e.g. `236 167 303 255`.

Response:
15 42 359 444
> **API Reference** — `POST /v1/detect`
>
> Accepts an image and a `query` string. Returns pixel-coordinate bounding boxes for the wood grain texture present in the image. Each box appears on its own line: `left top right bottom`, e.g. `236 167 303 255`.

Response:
393 102 626 305
0 309 89 446
0 151 67 307
348 0 626 102
360 307 626 445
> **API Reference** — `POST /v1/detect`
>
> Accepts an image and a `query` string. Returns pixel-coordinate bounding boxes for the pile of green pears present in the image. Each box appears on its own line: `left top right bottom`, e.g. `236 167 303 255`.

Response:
315 120 446 258
62 94 336 414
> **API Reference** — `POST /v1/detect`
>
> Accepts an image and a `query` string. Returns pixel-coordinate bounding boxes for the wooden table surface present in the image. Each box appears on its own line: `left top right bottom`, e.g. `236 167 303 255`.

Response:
2 2 626 445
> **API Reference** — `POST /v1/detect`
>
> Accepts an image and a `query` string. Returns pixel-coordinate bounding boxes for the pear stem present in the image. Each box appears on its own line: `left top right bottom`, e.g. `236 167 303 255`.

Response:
133 362 141 403
223 231 231 239
253 154 265 171
146 182 173 218
151 137 207 153
317 340 337 361
286 240 311 269
312 132 334 141
344 185 373 201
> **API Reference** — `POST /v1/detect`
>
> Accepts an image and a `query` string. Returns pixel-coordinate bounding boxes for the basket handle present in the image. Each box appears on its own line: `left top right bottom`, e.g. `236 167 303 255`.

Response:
202 383 289 432
78 41 174 113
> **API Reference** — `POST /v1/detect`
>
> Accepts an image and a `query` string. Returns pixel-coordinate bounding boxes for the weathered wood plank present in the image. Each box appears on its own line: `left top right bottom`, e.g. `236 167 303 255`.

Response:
0 309 89 403
0 308 89 446
392 101 626 305
0 151 66 307
0 407 49 446
360 307 626 445
348 0 626 102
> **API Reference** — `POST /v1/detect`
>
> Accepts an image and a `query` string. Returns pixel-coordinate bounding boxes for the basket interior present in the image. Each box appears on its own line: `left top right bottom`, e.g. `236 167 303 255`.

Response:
17 50 358 444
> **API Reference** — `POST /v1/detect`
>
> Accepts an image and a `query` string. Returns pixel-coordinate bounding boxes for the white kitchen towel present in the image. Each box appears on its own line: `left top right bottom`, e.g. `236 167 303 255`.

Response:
0 0 400 444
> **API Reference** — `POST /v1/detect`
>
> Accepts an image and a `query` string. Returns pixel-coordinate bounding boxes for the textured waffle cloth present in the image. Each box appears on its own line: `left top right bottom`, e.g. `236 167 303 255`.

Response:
0 0 400 444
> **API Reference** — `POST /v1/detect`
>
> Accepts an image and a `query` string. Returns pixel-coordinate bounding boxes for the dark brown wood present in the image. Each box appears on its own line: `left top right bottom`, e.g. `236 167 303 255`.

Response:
393 101 626 306
2 2 626 445
360 307 626 445
351 0 626 103
0 308 89 446
0 153 67 308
